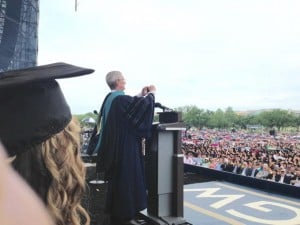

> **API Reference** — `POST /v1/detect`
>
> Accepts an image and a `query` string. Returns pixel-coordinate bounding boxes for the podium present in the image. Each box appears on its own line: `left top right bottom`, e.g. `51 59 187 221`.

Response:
141 111 189 225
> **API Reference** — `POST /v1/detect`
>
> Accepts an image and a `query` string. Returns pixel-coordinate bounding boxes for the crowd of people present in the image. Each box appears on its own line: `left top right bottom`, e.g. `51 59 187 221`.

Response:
182 128 300 187
2 63 300 225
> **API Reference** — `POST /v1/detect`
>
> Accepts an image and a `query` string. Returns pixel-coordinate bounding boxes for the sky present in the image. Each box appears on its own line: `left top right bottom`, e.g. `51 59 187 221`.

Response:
38 0 300 114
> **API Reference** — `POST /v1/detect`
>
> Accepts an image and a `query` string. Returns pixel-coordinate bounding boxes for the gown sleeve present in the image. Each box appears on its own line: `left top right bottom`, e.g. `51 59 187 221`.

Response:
96 93 155 177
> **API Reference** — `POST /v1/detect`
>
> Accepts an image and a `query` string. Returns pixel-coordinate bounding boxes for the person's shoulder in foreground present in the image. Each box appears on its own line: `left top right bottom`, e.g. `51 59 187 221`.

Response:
0 143 54 225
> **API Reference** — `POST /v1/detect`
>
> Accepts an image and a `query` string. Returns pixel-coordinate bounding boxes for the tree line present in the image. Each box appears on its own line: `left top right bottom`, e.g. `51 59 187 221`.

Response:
75 106 300 131
175 106 300 131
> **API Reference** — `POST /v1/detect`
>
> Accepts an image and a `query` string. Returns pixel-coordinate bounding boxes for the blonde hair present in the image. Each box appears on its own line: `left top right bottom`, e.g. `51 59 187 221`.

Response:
11 117 90 225
42 117 90 225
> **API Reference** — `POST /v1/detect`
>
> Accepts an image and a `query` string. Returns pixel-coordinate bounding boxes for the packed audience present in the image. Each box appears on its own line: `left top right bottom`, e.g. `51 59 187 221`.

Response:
182 129 300 187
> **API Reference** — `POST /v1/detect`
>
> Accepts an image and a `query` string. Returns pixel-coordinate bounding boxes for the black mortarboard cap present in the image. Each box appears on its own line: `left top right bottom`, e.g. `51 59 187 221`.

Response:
0 62 94 156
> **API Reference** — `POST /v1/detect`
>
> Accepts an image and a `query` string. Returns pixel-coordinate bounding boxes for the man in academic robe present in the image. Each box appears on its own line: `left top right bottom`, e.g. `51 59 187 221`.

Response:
96 71 156 225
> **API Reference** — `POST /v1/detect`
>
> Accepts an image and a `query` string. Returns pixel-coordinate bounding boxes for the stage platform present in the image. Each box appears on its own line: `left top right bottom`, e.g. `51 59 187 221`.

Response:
84 169 300 225
183 180 300 225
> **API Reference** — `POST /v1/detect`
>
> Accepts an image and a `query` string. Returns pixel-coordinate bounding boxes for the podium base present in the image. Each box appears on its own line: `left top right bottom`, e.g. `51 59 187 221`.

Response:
139 210 192 225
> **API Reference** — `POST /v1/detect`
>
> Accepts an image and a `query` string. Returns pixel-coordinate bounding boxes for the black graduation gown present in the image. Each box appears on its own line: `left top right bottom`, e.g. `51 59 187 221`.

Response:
96 93 155 220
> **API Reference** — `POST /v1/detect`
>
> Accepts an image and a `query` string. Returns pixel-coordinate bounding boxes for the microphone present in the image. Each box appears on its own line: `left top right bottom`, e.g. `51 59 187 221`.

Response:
154 102 173 111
